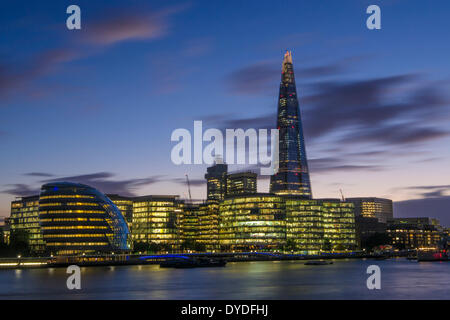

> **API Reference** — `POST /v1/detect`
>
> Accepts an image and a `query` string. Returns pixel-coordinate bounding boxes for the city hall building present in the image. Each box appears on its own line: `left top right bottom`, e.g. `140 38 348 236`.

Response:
38 182 131 255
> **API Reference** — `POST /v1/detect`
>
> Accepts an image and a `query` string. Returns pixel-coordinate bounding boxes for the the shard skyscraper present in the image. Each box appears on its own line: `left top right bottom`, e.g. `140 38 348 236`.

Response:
270 51 312 198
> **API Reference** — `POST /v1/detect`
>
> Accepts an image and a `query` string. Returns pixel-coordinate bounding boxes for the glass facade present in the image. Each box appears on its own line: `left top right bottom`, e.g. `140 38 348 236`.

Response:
108 194 134 229
205 163 228 201
347 197 393 223
321 200 357 252
219 194 356 254
39 182 130 255
10 196 45 253
285 198 324 254
226 172 257 196
219 194 287 251
270 51 312 198
132 196 180 250
197 201 220 251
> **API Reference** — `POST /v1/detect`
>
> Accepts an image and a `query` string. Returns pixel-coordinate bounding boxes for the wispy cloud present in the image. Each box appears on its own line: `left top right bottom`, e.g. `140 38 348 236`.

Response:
1 172 163 197
81 5 186 46
225 56 362 95
1 184 40 197
0 4 188 102
394 196 450 227
24 172 55 177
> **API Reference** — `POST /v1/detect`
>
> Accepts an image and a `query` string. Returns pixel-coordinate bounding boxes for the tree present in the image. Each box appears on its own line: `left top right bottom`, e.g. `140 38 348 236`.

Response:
181 239 195 251
322 239 332 252
132 241 150 253
284 239 297 252
148 242 164 253
334 244 346 252
194 241 206 252
362 232 391 251
9 229 30 256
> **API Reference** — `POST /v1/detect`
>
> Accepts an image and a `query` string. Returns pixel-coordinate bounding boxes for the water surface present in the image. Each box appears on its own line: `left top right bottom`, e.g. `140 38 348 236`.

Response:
0 258 448 299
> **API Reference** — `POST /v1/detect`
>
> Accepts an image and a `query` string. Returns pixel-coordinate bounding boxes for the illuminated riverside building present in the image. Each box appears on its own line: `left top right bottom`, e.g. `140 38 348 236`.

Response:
131 196 181 250
219 194 356 254
219 194 286 251
226 172 257 196
197 201 220 251
387 217 442 249
38 182 130 255
285 198 324 254
347 197 393 223
320 200 357 251
180 203 200 241
270 51 312 198
178 201 220 252
10 195 45 253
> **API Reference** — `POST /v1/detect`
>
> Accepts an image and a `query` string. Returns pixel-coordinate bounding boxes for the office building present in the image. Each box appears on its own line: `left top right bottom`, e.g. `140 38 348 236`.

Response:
219 194 286 251
226 171 257 196
205 162 228 201
197 201 220 251
219 194 356 254
346 197 393 223
132 195 181 250
320 199 357 252
387 217 442 249
38 182 130 255
270 51 312 198
9 195 45 253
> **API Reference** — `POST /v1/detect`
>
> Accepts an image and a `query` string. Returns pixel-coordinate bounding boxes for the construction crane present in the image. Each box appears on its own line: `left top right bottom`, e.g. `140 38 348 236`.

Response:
339 189 345 202
185 174 192 203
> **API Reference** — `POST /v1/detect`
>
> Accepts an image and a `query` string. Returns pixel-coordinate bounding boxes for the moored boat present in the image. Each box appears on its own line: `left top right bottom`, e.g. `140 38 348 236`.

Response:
417 249 448 262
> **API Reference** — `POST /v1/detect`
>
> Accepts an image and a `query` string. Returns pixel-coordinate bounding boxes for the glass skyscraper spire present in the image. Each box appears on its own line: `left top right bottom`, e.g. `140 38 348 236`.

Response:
270 51 312 198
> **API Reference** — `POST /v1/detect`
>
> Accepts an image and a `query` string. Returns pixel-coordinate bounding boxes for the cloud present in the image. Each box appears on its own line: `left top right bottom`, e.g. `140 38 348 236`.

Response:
1 184 40 197
170 177 205 187
41 172 162 197
1 172 163 198
401 185 450 198
24 172 55 177
0 48 79 99
81 5 186 46
225 60 279 95
202 113 276 131
0 4 187 101
182 37 213 57
346 123 450 146
394 197 450 227
225 56 361 95
308 157 382 174
301 75 450 148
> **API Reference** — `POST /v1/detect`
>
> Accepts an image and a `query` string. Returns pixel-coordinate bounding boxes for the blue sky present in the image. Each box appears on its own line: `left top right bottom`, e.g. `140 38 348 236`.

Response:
1 0 450 225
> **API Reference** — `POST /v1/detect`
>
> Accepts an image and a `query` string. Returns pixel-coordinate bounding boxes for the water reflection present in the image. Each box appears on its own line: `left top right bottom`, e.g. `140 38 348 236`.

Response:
0 259 448 299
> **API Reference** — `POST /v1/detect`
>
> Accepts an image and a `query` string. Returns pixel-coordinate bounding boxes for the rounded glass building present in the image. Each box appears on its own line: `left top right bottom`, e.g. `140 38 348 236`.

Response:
39 182 131 255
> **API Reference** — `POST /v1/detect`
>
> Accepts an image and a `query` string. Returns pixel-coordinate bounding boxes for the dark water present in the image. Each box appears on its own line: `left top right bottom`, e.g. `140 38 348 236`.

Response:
0 258 448 299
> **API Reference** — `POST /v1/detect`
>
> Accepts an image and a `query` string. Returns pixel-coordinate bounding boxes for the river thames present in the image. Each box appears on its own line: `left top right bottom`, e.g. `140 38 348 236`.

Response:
0 258 448 299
